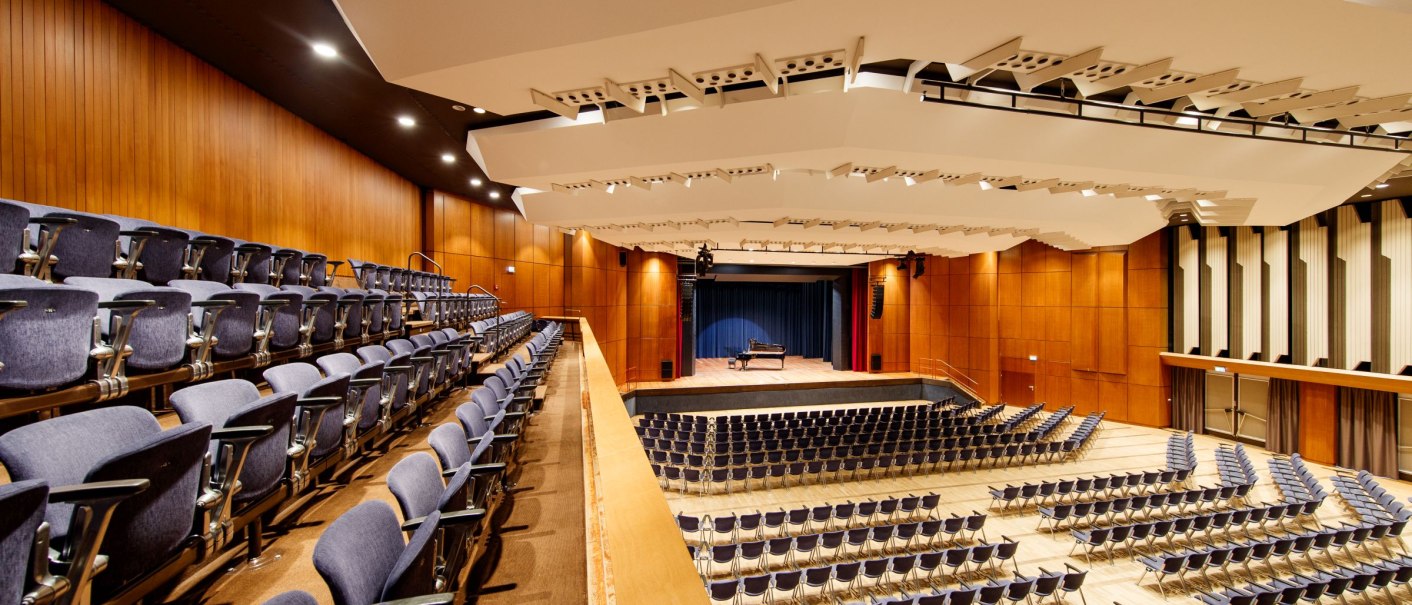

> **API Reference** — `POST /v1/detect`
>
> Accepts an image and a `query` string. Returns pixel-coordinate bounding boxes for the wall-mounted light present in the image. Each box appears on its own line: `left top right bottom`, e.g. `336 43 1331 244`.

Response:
506 265 516 274
1028 355 1038 362
1213 365 1228 373
470 178 482 187
311 42 337 58
396 116 416 127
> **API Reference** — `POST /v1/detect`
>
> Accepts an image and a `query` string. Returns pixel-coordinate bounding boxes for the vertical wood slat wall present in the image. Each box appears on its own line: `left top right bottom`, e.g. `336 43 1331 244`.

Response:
0 0 420 266
1174 200 1411 375
906 232 1170 427
424 190 565 319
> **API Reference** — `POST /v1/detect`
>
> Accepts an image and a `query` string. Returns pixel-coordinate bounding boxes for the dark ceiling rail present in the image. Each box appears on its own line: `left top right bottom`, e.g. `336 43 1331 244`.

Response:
920 79 1410 154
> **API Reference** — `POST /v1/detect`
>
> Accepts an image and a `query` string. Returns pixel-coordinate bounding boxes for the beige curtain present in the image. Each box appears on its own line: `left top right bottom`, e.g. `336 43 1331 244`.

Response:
1266 378 1300 455
1171 367 1204 433
1337 387 1398 477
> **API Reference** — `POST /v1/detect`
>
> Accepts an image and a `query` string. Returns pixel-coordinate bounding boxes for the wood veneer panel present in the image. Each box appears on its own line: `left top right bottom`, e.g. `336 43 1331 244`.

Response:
1072 307 1098 371
1299 382 1338 465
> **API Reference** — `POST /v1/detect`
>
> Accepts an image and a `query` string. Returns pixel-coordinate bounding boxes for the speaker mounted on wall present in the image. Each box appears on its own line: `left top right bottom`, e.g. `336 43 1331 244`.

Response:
869 284 884 319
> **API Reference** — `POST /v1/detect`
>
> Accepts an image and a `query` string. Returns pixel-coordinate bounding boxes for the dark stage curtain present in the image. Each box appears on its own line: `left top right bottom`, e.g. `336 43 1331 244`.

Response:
1171 366 1205 433
1266 378 1301 455
695 281 832 360
1338 387 1398 477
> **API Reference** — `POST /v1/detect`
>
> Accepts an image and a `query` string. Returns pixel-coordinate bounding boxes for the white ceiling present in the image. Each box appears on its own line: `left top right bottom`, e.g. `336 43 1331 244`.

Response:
337 0 1412 264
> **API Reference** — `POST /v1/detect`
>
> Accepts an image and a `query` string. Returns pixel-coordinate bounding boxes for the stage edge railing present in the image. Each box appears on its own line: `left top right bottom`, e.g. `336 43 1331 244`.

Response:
578 319 708 605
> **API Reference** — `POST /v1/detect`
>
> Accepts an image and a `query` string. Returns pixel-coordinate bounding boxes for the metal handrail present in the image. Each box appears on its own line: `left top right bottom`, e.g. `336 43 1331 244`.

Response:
464 284 502 302
406 252 443 275
929 357 979 386
920 79 1410 153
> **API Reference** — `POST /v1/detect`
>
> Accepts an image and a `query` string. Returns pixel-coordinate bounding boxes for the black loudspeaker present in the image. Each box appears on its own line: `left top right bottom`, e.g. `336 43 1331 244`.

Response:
870 354 882 372
869 284 884 319
618 251 628 266
680 281 694 317
660 360 674 379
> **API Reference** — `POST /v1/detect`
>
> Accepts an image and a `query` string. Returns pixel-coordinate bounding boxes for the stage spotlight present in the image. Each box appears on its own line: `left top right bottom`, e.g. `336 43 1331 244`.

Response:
913 255 926 278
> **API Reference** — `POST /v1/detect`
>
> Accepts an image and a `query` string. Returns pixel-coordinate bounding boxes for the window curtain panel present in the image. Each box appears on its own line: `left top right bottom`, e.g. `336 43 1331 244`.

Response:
695 281 832 359
1338 387 1398 477
1170 367 1205 433
1266 378 1301 455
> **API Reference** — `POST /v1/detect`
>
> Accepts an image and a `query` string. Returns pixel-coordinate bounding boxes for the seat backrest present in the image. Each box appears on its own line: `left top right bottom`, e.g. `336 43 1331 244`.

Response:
456 402 491 436
386 452 447 523
0 200 28 275
65 277 192 370
378 509 441 602
427 423 472 471
169 280 259 358
0 480 48 605
108 216 189 285
313 501 407 605
0 275 99 391
12 203 120 280
170 379 296 505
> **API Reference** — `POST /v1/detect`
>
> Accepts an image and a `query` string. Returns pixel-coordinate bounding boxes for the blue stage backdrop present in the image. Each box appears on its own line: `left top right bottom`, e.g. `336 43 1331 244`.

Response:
695 280 832 360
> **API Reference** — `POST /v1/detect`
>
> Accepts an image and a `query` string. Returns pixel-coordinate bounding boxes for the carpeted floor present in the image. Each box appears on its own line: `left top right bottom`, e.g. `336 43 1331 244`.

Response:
196 341 588 605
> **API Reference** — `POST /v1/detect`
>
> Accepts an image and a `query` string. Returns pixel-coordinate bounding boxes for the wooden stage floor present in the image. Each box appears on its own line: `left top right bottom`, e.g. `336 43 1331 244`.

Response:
627 357 918 392
663 402 1412 605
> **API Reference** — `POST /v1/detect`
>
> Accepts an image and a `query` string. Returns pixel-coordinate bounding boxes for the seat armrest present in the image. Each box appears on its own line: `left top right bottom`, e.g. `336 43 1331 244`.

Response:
302 299 330 308
258 299 292 309
119 229 160 238
49 479 151 503
98 300 155 311
297 396 345 412
467 462 507 476
0 300 27 317
30 216 78 228
192 299 235 310
374 594 456 605
491 433 519 443
349 377 382 389
211 425 275 443
401 508 487 531
411 356 435 363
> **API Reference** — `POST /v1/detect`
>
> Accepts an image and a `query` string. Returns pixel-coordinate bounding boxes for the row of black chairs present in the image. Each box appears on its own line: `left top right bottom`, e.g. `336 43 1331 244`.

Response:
1214 444 1260 488
639 413 1022 449
1042 483 1258 533
704 541 1022 604
1267 454 1327 504
1194 555 1412 605
989 434 1197 511
640 399 964 428
1072 498 1328 564
693 520 1000 579
868 565 1090 605
677 493 949 544
1138 515 1406 597
1332 469 1412 527
0 308 554 605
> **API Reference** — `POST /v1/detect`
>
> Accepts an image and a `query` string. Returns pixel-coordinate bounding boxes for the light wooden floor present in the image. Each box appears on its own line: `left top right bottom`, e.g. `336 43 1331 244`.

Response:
628 357 918 391
663 402 1412 605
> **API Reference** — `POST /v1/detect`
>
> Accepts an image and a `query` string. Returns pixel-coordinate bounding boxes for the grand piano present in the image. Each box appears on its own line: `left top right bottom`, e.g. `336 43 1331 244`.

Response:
736 338 785 370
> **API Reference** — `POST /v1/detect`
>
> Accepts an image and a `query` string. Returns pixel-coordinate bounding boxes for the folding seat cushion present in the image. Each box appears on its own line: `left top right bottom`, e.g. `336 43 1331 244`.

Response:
281 285 339 344
234 283 305 350
362 289 387 335
357 345 412 415
0 480 48 605
313 502 442 605
371 288 403 332
230 240 274 285
169 280 260 359
386 339 433 397
0 200 30 275
107 216 191 284
348 259 376 290
0 275 99 391
264 363 350 460
8 202 120 281
270 248 305 287
303 253 330 288
319 287 366 340
170 380 296 507
177 231 237 284
65 277 192 372
317 352 384 435
0 407 211 599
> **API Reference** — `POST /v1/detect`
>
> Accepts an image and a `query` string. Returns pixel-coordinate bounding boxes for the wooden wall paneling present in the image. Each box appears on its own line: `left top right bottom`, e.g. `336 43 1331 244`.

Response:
1299 381 1339 465
1097 307 1128 374
1072 307 1098 371
1 0 422 265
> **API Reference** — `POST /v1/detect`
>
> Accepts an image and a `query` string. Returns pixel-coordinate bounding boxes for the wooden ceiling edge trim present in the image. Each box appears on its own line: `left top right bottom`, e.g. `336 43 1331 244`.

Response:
1159 352 1412 393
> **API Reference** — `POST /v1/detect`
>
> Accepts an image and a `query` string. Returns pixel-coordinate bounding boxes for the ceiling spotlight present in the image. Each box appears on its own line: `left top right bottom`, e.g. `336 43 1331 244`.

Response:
1175 116 1199 126
312 42 337 58
452 105 466 112
1144 194 1163 201
470 178 482 187
1361 193 1373 198
978 180 994 191
912 254 926 279
441 153 455 164
472 107 487 114
1080 189 1097 197
1375 183 1390 189
489 191 501 199
397 116 416 127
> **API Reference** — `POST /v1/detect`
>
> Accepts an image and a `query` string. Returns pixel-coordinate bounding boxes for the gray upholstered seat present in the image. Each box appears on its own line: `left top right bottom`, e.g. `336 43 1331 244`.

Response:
8 202 120 282
0 275 99 392
230 240 273 285
357 345 413 417
317 352 384 436
106 215 192 284
169 280 259 359
0 480 48 605
65 277 191 372
0 200 31 275
313 502 444 605
170 379 295 507
264 362 350 461
234 283 306 351
281 285 338 344
0 406 211 602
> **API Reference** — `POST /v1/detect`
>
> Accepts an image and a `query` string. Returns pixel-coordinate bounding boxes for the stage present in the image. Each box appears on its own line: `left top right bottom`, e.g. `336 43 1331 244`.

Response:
628 357 918 391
